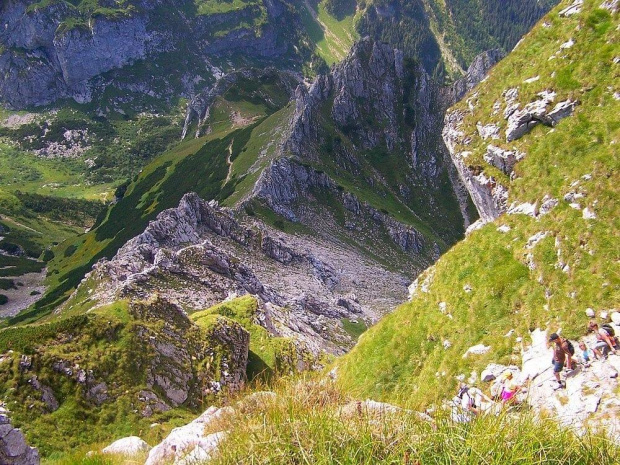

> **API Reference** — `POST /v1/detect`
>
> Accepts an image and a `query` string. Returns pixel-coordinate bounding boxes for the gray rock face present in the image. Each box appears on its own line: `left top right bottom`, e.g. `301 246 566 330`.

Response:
443 110 509 221
499 329 620 440
506 93 578 142
0 0 309 108
253 158 336 222
484 145 525 175
131 296 249 407
0 414 39 465
0 1 166 108
86 192 407 354
280 39 490 238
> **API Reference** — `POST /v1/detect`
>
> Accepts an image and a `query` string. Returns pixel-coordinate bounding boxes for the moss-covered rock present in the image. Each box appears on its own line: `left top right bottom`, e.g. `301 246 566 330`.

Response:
0 296 249 455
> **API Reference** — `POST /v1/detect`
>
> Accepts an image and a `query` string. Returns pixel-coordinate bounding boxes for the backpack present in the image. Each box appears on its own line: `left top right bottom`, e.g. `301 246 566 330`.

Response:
566 340 575 356
457 386 477 408
602 324 615 337
457 386 469 399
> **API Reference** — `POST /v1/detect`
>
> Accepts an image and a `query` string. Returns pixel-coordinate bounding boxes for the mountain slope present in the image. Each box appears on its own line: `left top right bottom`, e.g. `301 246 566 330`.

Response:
29 41 500 338
0 0 555 315
336 0 619 411
0 0 556 111
305 0 559 79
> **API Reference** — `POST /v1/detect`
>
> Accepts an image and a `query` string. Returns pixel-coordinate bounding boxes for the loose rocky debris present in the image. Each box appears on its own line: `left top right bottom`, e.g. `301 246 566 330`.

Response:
0 408 39 465
83 192 409 354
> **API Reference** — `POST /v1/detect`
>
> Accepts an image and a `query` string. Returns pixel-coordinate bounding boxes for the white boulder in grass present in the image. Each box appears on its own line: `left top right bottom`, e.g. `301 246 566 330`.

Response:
611 312 620 326
582 207 597 219
585 308 595 318
145 406 232 465
462 344 491 358
102 436 150 456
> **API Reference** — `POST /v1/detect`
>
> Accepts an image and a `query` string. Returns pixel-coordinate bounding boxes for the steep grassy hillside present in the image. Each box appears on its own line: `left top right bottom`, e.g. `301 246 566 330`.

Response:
335 0 619 406
204 378 618 464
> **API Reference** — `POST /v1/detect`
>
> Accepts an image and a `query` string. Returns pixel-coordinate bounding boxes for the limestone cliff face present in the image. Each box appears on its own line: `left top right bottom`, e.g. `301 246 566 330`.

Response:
271 39 499 243
443 108 509 222
0 0 309 109
0 1 162 107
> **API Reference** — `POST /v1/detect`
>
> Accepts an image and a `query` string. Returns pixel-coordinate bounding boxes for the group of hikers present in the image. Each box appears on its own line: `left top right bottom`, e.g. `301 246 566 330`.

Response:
454 317 619 421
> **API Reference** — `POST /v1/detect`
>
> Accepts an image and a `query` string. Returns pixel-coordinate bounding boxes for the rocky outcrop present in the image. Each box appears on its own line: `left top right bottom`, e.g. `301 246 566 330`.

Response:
253 158 336 222
87 192 407 354
484 145 525 175
505 92 578 141
131 296 249 408
443 110 509 221
0 412 39 465
0 1 167 108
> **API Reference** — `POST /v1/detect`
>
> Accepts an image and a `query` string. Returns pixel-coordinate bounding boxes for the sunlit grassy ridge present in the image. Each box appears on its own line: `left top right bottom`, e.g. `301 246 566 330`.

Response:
203 377 620 464
299 0 359 66
192 296 306 380
335 0 619 406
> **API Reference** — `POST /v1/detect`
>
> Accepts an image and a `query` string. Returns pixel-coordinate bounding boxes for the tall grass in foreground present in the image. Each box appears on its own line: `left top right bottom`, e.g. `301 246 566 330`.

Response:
209 376 618 464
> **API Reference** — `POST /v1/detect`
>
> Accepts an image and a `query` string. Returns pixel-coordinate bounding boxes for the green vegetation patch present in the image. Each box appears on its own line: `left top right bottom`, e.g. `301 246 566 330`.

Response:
192 296 302 380
0 297 242 456
341 318 367 340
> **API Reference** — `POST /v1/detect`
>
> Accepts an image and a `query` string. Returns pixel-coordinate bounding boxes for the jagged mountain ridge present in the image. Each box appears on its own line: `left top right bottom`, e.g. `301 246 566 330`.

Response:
55 40 501 354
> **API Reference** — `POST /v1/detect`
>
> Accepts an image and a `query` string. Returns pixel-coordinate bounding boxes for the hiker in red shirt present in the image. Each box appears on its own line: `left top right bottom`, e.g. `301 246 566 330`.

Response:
549 333 573 389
